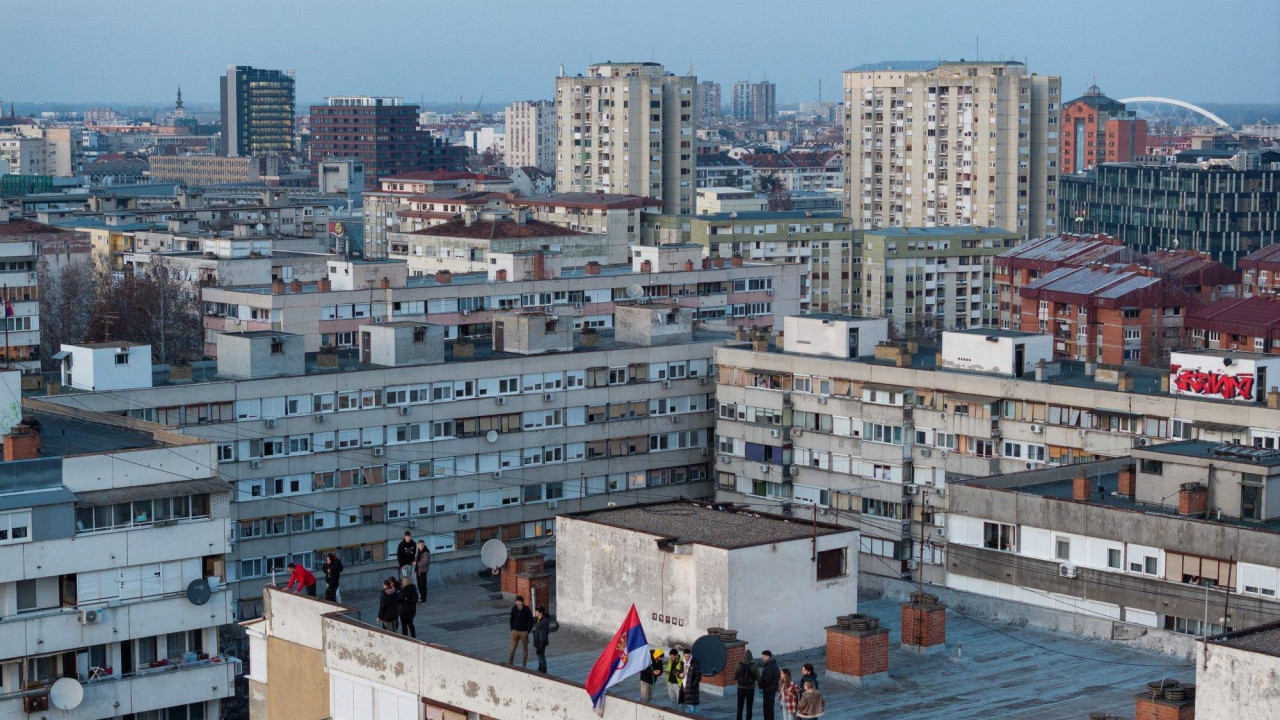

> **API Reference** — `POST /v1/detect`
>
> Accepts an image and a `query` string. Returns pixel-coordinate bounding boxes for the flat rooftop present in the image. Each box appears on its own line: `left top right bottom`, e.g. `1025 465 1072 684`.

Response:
946 328 1043 338
564 500 848 549
1137 439 1280 467
1207 621 1280 657
343 573 1189 720
28 410 158 457
865 226 1016 237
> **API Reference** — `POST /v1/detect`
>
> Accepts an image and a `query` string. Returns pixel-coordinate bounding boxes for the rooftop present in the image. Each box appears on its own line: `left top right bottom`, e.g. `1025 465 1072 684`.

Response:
996 234 1134 268
413 217 584 240
342 572 1189 720
1137 439 1280 467
1207 621 1280 657
514 192 660 210
866 226 1016 238
0 218 72 236
382 171 510 183
847 59 1024 72
947 328 1043 338
1186 295 1280 333
1240 244 1280 266
564 499 848 549
695 210 844 223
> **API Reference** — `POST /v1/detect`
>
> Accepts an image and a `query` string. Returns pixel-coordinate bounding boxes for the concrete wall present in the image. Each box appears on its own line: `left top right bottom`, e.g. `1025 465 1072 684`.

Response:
1196 637 1280 720
784 316 889 358
63 343 153 391
940 332 1052 376
216 333 306 379
614 304 694 346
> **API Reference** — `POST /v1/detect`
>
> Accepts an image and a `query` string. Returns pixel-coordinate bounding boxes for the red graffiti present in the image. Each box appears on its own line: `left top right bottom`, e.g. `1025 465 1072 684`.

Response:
1170 364 1255 400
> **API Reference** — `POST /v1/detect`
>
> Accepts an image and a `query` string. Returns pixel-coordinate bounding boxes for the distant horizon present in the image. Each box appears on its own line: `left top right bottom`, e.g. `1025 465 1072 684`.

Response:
2 0 1276 108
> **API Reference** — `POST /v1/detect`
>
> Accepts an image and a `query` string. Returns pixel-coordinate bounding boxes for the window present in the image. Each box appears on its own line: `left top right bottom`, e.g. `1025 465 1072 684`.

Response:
982 522 1016 552
1107 549 1122 569
115 352 130 365
1055 538 1071 561
816 548 846 580
0 510 31 544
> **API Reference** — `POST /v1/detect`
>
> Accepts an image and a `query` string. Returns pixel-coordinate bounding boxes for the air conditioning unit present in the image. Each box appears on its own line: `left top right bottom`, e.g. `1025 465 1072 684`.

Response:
399 406 411 415
547 500 558 509
661 380 672 389
495 397 506 405
791 428 803 437
818 396 828 405
767 289 774 296
699 376 709 385
699 447 708 455
493 471 503 478
906 559 920 570
1030 424 1043 434
1077 428 1087 437
919 447 932 457
79 608 103 624
1059 563 1078 579
936 527 946 537
788 466 799 477
719 454 731 464
759 464 770 473
373 447 385 456
458 512 470 522
250 460 262 469
670 415 681 424
462 309 471 316
1138 436 1152 446
314 414 326 423
769 429 781 438
544 393 554 402
264 418 277 429
905 485 919 495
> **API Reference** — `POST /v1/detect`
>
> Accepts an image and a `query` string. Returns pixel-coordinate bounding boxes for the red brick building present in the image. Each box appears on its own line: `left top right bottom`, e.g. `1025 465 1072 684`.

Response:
1240 244 1280 296
1060 85 1147 175
1144 249 1241 308
309 97 460 186
1186 295 1280 355
1018 264 1189 366
993 233 1139 329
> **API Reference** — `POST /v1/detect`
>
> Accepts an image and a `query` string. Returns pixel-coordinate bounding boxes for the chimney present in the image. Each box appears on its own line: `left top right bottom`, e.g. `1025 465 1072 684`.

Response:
1072 473 1092 502
435 270 452 284
699 628 747 694
463 208 479 227
318 278 332 292
1117 464 1136 497
1178 483 1208 516
495 268 508 281
1268 387 1280 410
272 280 285 295
585 261 601 275
702 258 711 270
900 593 946 652
380 277 390 290
533 252 547 280
1117 372 1134 392
826 614 890 687
3 423 40 461
1134 679 1194 720
641 259 653 273
714 257 726 269
731 254 744 268
684 259 694 272
290 279 303 293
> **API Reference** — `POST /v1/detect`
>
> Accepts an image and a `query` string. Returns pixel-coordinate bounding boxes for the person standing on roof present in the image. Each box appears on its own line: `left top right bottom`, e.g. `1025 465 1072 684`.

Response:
284 563 316 596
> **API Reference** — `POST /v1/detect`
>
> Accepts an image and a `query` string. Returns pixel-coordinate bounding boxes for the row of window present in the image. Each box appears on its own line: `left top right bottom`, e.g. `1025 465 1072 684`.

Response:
74 495 212 534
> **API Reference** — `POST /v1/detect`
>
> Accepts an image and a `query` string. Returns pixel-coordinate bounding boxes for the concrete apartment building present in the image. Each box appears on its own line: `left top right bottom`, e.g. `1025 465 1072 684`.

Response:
504 100 556 173
387 208 601 274
308 96 437 186
0 369 237 719
859 226 1018 333
712 321 1280 589
220 66 295 158
1059 85 1147 175
742 150 843 192
696 80 722 122
946 440 1280 638
199 251 801 355
555 62 697 216
44 305 727 619
732 80 777 123
146 154 287 186
0 125 81 177
993 233 1140 329
843 60 1061 240
0 233 42 374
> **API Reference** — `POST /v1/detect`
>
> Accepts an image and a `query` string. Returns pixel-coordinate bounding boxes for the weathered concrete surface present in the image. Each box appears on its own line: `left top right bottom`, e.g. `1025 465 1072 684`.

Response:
1196 632 1280 720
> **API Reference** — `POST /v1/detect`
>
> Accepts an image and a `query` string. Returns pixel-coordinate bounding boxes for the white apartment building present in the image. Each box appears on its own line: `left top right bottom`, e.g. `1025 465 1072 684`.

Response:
0 237 40 373
505 100 556 172
555 62 697 216
43 306 729 619
0 372 236 719
843 60 1060 239
713 320 1280 587
0 125 80 177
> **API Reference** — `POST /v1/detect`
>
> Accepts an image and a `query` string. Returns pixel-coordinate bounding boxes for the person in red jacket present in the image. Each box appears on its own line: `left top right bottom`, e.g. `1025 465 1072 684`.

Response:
285 563 317 596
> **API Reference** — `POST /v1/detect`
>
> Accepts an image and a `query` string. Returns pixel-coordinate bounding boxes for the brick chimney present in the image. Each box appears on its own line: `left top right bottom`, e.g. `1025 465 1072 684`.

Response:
495 268 508 281
585 261 601 275
532 252 547 280
1178 483 1208 516
1134 679 1194 720
3 423 40 461
272 280 285 295
684 260 694 271
730 254 744 268
379 277 390 290
702 258 712 270
641 259 653 273
1117 464 1136 497
826 614 890 687
1072 473 1092 502
900 593 946 653
435 270 452 284
700 628 746 697
318 278 332 292
290 279 303 293
714 257 726 269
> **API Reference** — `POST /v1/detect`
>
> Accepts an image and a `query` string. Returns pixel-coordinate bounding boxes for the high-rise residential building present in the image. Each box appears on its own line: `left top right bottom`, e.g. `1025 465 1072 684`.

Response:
842 60 1061 240
1060 85 1147 175
220 65 296 157
696 81 722 122
504 100 556 172
309 96 440 186
731 80 777 123
0 125 81 177
555 62 697 216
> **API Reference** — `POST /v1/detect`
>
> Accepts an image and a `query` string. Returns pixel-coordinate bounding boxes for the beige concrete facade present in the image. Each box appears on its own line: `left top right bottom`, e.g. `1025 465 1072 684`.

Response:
505 100 556 172
556 63 696 216
842 61 1060 240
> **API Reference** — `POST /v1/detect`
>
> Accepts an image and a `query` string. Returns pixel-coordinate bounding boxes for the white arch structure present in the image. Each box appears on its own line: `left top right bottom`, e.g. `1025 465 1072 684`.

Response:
1118 97 1231 129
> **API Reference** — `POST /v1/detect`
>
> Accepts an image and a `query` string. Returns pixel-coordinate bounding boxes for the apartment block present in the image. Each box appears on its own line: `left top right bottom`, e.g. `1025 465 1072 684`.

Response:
1186 296 1280 354
504 100 556 172
860 226 1018 334
712 324 1280 588
309 96 439 185
732 80 777 123
993 233 1140 329
742 150 843 192
696 80 722 123
1060 85 1146 175
199 252 801 355
843 60 1061 240
555 62 697 215
44 307 727 618
220 65 295 158
0 234 41 373
0 125 81 177
1240 243 1280 295
0 370 236 718
146 154 282 186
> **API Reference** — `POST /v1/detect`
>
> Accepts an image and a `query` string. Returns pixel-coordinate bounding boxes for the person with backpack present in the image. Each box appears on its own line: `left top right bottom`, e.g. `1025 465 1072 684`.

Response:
664 646 684 705
398 577 419 637
322 553 343 602
735 649 760 720
376 577 400 632
531 606 551 672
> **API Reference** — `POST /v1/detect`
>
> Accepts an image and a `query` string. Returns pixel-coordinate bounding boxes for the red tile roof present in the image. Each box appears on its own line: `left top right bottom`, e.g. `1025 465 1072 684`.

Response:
1240 244 1280 271
1144 249 1240 287
1186 296 1280 338
512 192 660 210
0 218 72 236
413 217 584 240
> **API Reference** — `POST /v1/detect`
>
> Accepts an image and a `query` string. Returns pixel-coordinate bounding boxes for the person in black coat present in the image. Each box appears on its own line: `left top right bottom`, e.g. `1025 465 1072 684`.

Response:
678 648 702 712
322 552 343 602
376 577 400 632
396 531 417 578
758 650 780 720
398 577 419 637
530 606 551 672
508 595 534 666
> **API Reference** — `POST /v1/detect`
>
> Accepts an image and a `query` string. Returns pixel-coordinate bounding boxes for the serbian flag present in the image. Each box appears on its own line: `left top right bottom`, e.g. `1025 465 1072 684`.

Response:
584 605 650 714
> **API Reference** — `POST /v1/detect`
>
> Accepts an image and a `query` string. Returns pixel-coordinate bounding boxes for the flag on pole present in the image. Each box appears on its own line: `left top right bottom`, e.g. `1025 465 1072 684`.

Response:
3 299 11 318
584 605 650 715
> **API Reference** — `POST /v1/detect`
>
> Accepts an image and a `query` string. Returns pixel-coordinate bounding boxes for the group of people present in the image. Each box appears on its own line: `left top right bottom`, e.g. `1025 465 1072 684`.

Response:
283 552 343 601
638 647 824 719
508 595 553 671
376 532 433 637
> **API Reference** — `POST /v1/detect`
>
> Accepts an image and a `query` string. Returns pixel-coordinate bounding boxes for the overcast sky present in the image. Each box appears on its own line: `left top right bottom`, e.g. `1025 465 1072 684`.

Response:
4 0 1277 107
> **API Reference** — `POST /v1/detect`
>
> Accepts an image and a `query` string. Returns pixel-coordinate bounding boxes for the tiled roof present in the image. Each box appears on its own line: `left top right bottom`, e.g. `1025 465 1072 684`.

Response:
0 218 73 236
413 217 584 240
996 234 1135 270
1240 244 1280 268
1144 249 1240 286
1186 296 1280 336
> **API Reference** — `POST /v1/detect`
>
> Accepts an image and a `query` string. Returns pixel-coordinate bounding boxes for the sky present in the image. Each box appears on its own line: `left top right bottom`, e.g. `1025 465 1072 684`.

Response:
3 0 1278 108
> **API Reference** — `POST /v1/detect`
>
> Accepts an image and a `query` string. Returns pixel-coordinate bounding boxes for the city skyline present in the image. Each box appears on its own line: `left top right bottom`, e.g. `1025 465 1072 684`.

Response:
2 0 1276 107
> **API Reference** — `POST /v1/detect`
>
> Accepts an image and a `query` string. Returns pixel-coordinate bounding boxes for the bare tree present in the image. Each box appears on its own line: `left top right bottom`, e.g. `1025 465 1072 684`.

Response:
38 257 97 370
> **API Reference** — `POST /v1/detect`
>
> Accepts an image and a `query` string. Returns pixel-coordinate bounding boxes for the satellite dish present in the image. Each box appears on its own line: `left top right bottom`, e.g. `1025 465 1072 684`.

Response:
186 578 212 606
486 429 499 443
481 539 509 572
627 284 645 299
691 635 727 675
50 677 84 710
255 223 264 232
